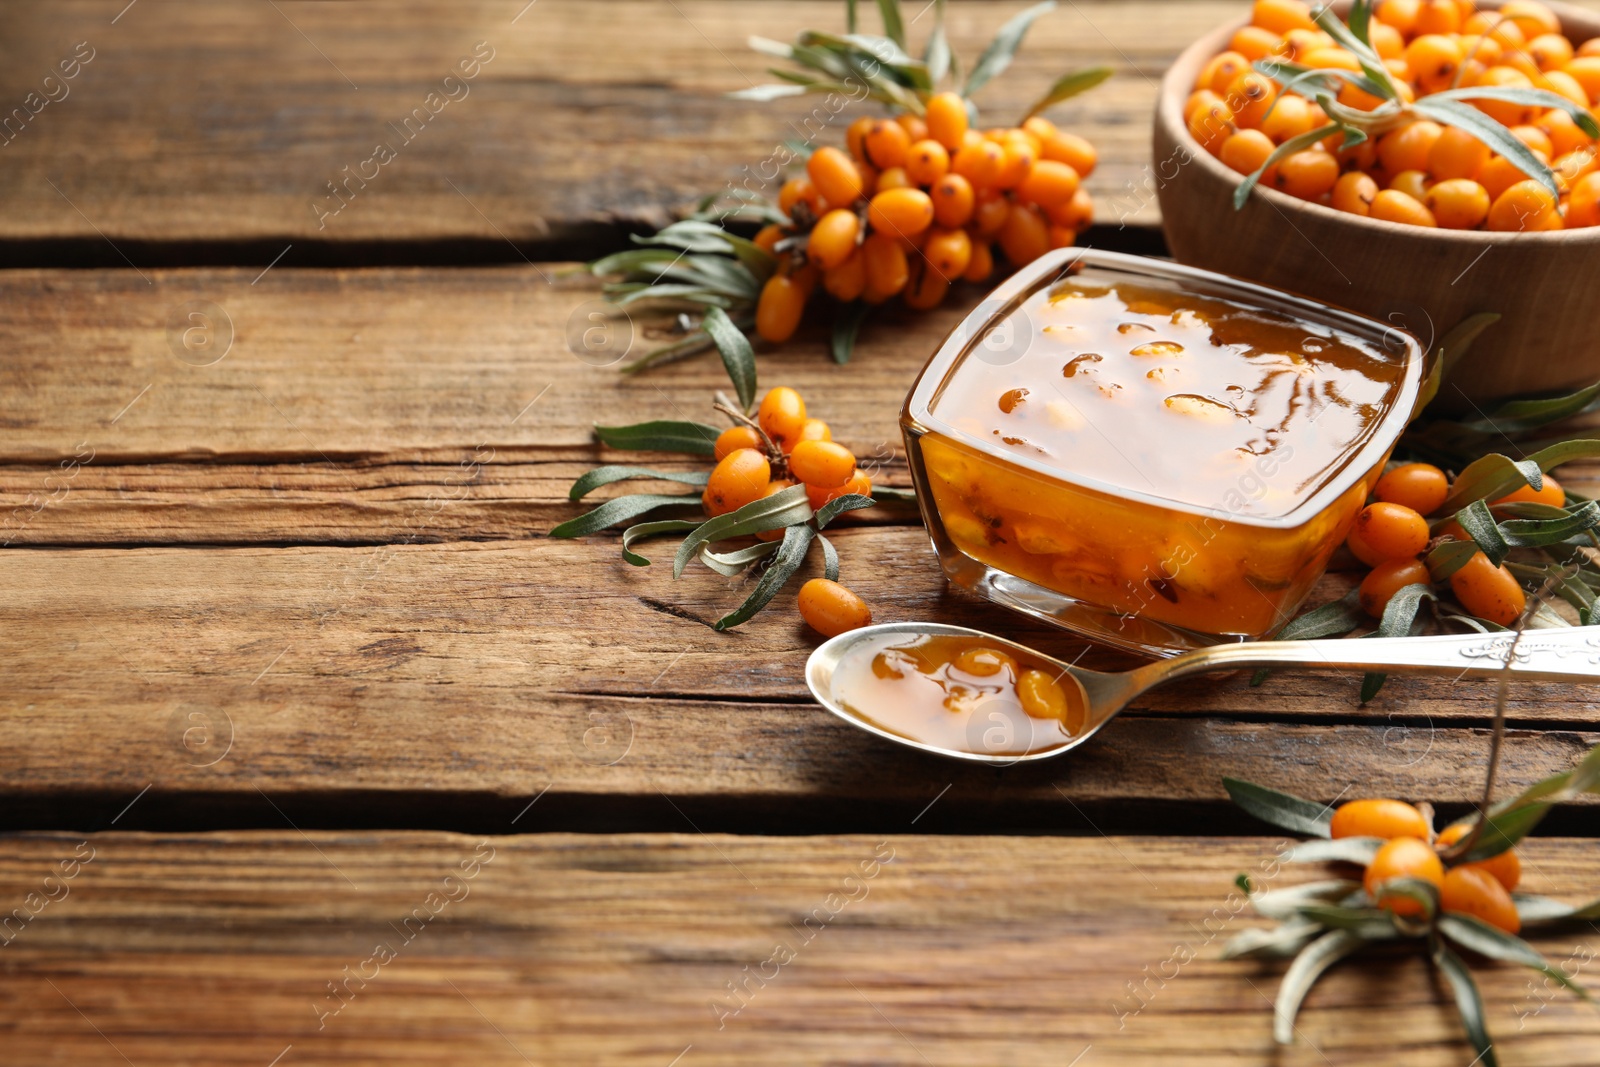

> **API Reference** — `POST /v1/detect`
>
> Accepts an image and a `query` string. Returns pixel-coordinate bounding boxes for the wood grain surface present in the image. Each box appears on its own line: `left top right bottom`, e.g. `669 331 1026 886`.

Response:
0 831 1595 1066
0 0 1244 253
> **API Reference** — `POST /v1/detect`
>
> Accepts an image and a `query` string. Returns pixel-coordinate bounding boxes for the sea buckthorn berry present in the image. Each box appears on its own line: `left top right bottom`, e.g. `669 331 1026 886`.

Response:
755 274 808 343
808 208 861 270
1047 223 1078 250
757 387 807 451
875 167 912 192
1220 128 1277 176
1331 799 1431 841
925 91 969 150
1022 115 1059 141
1415 0 1461 35
995 137 1038 190
1405 35 1465 93
1040 130 1099 177
1440 866 1521 933
954 646 1018 677
1365 836 1445 918
865 120 911 169
1332 170 1380 215
896 112 929 144
1232 24 1285 61
963 240 995 283
1494 473 1564 507
1271 149 1340 200
1425 178 1491 229
1017 159 1082 208
1477 155 1535 201
868 187 935 239
753 223 786 253
952 139 1006 188
1184 88 1225 124
903 266 949 310
1388 169 1432 202
1348 502 1431 565
1360 558 1433 618
806 468 871 509
905 139 950 185
1429 125 1493 181
714 425 764 461
1500 0 1562 39
1188 98 1235 155
1368 20 1405 60
970 187 1010 234
1539 110 1596 157
1051 187 1095 232
778 177 823 219
1374 463 1449 515
754 479 797 541
1224 71 1279 130
1379 120 1444 174
1303 47 1360 72
1260 93 1315 142
1370 188 1438 226
997 202 1051 266
1375 0 1421 34
1529 32 1575 71
1252 0 1317 33
790 439 857 489
1018 668 1080 729
931 173 977 228
1457 32 1503 67
923 227 973 280
1466 11 1527 50
797 578 872 638
1511 124 1555 158
1566 57 1600 102
1198 50 1251 95
861 232 910 303
1488 179 1560 231
1436 822 1522 891
1568 172 1600 227
846 116 876 161
1474 67 1540 125
797 418 831 445
1449 552 1527 626
1583 38 1600 58
702 448 771 516
1282 27 1334 60
806 146 865 208
823 250 867 302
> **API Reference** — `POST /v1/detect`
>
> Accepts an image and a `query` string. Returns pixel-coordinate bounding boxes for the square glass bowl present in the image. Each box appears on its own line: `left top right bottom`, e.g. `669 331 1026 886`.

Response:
902 248 1425 658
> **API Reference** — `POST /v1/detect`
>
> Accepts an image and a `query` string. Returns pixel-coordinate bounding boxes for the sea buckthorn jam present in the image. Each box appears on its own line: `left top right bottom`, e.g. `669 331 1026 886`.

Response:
830 632 1085 758
902 249 1423 653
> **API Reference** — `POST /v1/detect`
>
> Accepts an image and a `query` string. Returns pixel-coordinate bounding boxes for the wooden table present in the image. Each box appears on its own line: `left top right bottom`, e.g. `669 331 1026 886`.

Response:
2 2 1598 1064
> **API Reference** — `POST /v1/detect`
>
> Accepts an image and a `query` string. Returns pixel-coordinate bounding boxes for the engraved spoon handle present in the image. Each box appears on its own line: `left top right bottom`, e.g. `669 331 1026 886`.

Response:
1139 628 1600 689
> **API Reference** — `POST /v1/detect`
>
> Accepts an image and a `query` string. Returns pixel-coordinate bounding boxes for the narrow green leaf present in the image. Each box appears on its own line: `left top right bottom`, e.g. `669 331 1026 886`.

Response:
1248 879 1362 921
1438 915 1596 1003
714 523 817 630
595 420 720 456
1234 123 1342 210
1373 877 1439 922
1430 85 1600 138
621 519 701 566
619 331 718 375
1433 940 1498 1067
1440 453 1544 514
1426 537 1481 582
846 0 858 33
1310 2 1395 95
1295 904 1399 939
569 465 709 501
1515 891 1600 925
698 539 780 577
1252 590 1362 687
1413 97 1558 197
549 494 702 539
819 532 839 582
875 0 905 48
1223 778 1335 838
1413 312 1502 414
1283 837 1384 865
870 485 918 502
674 484 813 578
815 492 875 529
1361 582 1436 701
702 307 758 413
1466 380 1600 435
924 0 950 83
1463 803 1552 864
964 1 1057 97
1275 930 1365 1043
832 301 872 365
727 83 810 102
1346 0 1373 47
1022 66 1113 121
1222 920 1325 960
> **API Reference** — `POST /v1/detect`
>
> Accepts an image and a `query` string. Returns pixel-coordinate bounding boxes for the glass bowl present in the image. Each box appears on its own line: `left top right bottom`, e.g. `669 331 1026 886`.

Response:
901 248 1425 658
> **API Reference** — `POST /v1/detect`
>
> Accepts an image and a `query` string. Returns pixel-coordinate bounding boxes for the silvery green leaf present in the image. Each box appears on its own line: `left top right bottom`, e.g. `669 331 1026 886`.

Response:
702 307 757 413
1438 915 1595 1004
1222 919 1325 959
815 493 875 530
621 519 701 566
595 420 720 455
1224 777 1335 837
1234 123 1342 209
964 1 1056 97
1021 66 1113 121
714 524 817 630
1433 940 1498 1067
569 465 710 501
1413 97 1558 196
1283 837 1384 865
550 494 703 539
675 484 813 578
1249 879 1363 922
819 533 839 582
698 539 780 577
1275 930 1364 1044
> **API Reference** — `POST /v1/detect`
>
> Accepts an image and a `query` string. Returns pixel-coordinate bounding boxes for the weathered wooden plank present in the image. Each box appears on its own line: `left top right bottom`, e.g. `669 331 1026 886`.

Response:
0 0 1249 251
0 831 1596 1065
2 532 1596 829
1 266 1597 545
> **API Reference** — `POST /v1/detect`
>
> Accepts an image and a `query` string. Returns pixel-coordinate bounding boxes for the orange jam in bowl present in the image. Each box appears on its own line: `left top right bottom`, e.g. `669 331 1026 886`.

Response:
902 249 1424 656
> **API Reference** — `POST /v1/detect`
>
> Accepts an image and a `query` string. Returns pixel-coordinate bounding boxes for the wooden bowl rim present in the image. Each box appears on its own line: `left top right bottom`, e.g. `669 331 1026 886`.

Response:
1157 0 1600 245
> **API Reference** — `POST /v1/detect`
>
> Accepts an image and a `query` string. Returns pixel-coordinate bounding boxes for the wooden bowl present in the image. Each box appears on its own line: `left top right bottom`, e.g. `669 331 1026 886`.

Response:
1152 0 1600 412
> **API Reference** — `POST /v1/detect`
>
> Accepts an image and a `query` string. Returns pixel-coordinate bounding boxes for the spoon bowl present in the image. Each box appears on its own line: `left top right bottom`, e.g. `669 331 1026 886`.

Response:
808 621 1600 765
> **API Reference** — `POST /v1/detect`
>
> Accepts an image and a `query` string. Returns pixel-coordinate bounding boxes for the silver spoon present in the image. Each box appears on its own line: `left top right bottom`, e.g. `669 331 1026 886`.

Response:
806 621 1600 765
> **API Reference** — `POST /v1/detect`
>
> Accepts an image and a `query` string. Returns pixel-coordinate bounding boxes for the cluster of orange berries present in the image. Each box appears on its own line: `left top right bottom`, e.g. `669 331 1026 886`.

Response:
1331 797 1522 932
706 386 874 637
1189 0 1600 229
1348 461 1548 625
753 91 1099 342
